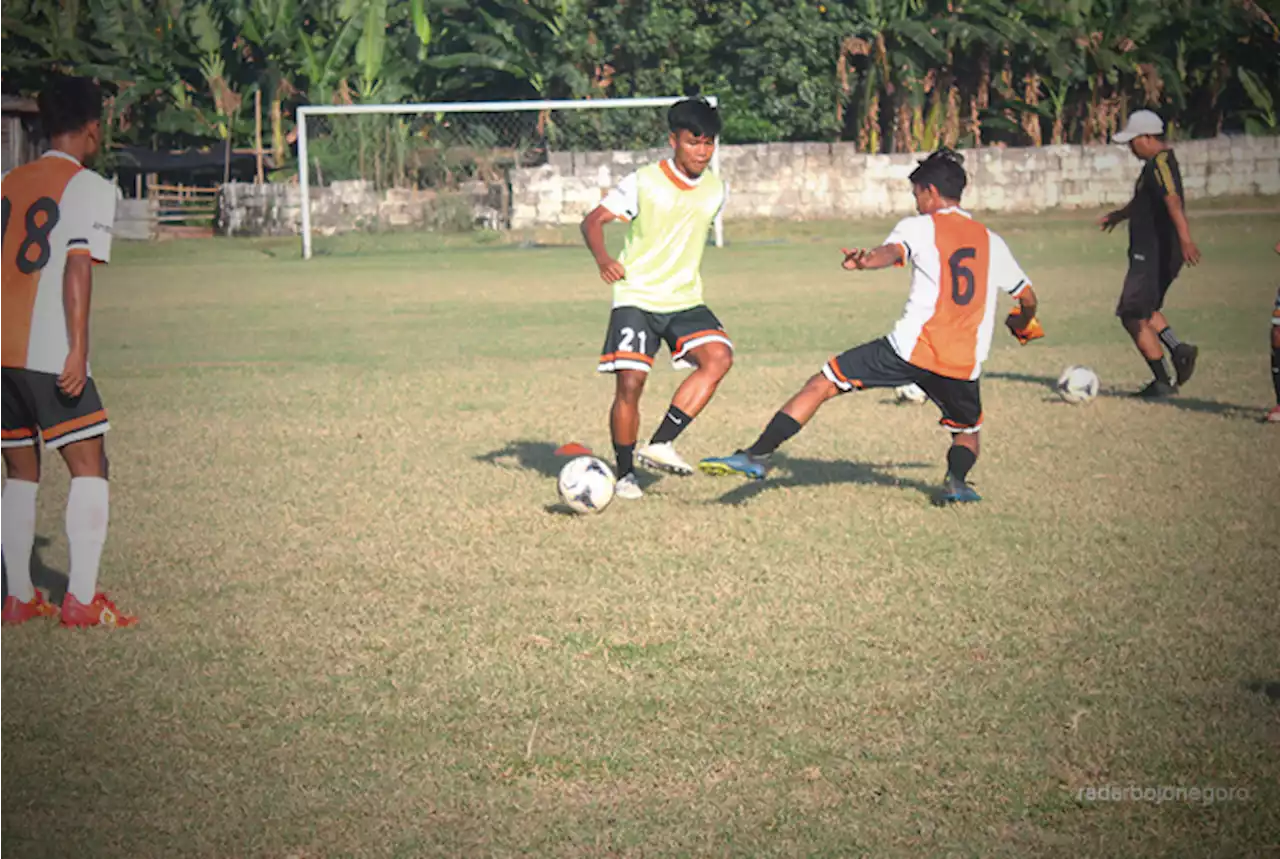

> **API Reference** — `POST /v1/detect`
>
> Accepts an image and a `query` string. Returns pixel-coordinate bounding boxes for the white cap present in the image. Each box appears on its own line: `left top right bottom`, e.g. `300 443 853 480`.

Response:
1113 110 1165 143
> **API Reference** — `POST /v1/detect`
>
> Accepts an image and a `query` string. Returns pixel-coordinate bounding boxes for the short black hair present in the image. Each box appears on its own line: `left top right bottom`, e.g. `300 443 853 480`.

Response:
668 97 721 139
909 148 967 200
37 76 103 138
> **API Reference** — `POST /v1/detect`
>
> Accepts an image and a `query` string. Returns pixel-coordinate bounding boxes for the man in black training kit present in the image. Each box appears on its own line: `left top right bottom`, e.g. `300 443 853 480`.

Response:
1100 109 1201 397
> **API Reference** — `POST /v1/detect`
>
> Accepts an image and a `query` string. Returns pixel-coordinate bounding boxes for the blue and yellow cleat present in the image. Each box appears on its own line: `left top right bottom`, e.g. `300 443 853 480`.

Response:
698 450 771 480
939 473 981 504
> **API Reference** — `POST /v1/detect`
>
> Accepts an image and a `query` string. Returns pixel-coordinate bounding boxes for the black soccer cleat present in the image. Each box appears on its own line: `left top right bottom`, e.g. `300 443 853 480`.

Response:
1133 380 1178 399
1171 343 1199 387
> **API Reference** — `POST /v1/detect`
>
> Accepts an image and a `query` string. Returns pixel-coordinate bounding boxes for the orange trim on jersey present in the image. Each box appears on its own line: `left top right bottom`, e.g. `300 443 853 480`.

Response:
892 243 908 267
41 409 108 442
1 427 36 440
659 160 697 191
599 351 654 365
909 213 991 379
673 328 726 352
3 157 84 369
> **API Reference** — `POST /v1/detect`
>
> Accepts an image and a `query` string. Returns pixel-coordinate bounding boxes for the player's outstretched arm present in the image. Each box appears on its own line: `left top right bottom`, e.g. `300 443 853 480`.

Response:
840 244 904 271
1098 201 1132 232
60 254 93 398
580 206 626 284
1163 193 1200 265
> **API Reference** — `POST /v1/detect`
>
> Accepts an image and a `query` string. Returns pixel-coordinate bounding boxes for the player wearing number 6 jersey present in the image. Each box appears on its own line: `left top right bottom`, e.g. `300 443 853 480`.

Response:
2 76 135 627
580 97 732 500
700 149 1042 504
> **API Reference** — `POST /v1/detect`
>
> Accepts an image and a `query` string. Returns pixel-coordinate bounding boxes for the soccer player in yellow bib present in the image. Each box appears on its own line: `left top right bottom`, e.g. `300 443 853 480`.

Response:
580 98 731 500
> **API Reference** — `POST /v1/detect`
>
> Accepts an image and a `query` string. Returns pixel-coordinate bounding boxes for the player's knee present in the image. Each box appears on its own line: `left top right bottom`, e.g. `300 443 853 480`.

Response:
3 450 41 483
803 373 838 399
1271 326 1280 349
615 372 646 404
701 345 733 378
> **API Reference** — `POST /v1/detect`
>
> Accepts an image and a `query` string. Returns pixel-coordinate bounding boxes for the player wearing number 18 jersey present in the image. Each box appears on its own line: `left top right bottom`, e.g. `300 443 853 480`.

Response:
2 76 135 627
700 149 1042 504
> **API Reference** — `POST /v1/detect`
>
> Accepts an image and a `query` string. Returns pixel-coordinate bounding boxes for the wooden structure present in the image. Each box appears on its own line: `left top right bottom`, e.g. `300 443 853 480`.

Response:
2 95 41 173
150 182 220 239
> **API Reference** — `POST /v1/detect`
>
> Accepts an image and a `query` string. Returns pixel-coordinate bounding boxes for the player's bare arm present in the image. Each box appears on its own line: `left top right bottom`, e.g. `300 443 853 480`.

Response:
1162 192 1201 265
1099 201 1132 232
580 206 626 284
59 253 93 398
840 244 905 271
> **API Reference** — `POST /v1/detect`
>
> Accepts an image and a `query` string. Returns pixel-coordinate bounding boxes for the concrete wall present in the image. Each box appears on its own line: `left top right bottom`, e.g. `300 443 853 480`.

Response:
218 179 507 238
511 135 1280 227
115 198 156 241
216 136 1280 237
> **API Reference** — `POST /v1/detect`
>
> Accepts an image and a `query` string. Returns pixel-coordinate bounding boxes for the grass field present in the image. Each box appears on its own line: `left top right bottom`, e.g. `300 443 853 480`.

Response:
3 202 1279 858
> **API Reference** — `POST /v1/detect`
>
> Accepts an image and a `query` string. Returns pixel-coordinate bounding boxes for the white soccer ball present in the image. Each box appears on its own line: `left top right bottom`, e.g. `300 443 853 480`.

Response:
557 456 615 514
1056 365 1100 404
894 383 929 405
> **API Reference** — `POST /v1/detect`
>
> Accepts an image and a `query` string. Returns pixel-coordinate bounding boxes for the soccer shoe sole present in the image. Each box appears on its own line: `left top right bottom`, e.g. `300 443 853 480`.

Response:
1173 345 1199 387
698 460 767 480
636 452 694 476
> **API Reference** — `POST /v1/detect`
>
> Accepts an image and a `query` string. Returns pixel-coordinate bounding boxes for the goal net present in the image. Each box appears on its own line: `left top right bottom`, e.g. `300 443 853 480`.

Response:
296 96 723 259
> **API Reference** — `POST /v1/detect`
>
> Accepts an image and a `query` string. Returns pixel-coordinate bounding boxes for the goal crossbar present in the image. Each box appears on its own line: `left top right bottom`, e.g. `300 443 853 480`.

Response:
296 96 722 259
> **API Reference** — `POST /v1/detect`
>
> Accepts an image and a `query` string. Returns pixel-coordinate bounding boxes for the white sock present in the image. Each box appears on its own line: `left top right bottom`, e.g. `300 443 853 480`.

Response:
66 477 109 604
3 479 39 603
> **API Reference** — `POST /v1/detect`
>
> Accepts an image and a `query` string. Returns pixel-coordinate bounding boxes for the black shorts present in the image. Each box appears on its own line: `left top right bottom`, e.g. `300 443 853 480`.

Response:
823 338 983 433
597 305 733 374
1117 246 1183 319
2 368 110 450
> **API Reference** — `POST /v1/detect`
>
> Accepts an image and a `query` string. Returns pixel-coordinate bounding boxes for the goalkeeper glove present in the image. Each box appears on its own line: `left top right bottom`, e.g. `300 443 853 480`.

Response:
1006 313 1044 345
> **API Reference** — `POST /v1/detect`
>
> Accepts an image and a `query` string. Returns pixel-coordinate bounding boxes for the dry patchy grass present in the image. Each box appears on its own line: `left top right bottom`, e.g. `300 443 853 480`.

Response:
3 208 1279 858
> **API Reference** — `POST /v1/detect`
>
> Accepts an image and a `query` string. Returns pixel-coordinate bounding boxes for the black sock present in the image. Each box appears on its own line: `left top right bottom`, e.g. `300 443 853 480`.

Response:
614 443 635 477
1158 326 1183 353
1272 347 1280 404
746 412 802 457
649 405 693 445
947 445 978 482
1147 357 1172 385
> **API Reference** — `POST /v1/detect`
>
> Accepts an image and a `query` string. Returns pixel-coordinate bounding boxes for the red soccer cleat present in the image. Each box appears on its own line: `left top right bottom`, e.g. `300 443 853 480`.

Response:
2 592 59 625
1267 405 1280 423
60 592 137 628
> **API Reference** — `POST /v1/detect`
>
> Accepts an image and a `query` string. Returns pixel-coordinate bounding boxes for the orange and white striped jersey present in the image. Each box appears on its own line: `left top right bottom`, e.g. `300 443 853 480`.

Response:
2 151 117 375
883 207 1030 380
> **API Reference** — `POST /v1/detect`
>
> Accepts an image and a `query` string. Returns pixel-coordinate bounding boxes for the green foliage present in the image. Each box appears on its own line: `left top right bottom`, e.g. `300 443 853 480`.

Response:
2 0 1278 158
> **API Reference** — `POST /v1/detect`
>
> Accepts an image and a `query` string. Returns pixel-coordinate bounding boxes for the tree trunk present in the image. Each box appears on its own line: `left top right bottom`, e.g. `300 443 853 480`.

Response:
968 94 982 147
859 92 881 153
272 97 285 166
895 98 913 153
1022 72 1042 146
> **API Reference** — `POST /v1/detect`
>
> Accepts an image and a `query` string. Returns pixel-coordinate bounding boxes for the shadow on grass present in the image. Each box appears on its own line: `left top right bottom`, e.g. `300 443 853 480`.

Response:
475 440 570 479
986 371 1264 419
705 455 941 506
478 440 669 514
1244 679 1280 703
1 536 70 605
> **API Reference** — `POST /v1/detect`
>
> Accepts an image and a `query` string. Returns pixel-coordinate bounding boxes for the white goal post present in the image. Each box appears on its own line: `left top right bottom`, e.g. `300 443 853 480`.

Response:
296 96 724 259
